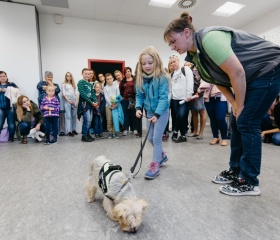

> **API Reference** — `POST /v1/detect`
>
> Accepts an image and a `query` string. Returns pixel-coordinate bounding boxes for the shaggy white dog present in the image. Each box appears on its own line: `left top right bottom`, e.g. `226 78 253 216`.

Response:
85 155 148 233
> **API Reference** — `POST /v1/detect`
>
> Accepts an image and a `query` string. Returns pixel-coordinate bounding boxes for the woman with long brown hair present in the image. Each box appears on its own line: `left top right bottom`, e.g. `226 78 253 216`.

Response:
16 95 45 144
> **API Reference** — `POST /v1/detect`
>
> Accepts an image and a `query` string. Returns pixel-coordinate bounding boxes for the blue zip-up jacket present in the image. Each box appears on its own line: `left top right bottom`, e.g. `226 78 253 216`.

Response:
135 74 169 118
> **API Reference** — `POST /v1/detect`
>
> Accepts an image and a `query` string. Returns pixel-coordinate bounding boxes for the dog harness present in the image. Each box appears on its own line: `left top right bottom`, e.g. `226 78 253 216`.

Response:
98 162 128 201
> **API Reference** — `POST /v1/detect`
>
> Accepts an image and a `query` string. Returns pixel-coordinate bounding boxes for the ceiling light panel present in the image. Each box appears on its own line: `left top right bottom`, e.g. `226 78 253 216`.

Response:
212 1 245 17
149 0 177 8
41 0 69 8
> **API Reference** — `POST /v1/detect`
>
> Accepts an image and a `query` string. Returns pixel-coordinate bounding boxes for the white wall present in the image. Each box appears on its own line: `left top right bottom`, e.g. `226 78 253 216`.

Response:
0 2 41 103
39 14 185 83
240 7 280 41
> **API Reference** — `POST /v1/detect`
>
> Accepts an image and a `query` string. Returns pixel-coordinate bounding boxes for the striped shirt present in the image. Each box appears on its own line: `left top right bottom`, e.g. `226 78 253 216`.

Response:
77 79 96 105
40 96 60 117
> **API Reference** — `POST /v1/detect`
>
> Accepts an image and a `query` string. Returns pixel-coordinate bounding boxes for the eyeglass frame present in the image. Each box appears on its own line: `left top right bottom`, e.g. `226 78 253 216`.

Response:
167 31 183 47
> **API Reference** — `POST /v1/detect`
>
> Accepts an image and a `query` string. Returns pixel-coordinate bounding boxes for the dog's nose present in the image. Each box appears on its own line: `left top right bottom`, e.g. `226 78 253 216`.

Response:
132 227 137 233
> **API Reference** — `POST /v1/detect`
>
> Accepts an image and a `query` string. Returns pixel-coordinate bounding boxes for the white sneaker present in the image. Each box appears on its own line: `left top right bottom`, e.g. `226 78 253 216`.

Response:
122 130 128 136
134 130 138 135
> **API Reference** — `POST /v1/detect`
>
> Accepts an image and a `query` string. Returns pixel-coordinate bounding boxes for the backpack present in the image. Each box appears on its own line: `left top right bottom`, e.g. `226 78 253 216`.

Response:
171 66 201 96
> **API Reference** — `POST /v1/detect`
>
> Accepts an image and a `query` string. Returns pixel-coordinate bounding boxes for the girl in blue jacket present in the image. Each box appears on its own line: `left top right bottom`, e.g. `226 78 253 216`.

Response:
135 46 170 180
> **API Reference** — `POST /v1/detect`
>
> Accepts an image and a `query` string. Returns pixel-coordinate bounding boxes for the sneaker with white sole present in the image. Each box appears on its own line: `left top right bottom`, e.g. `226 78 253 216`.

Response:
122 130 128 136
219 177 260 196
145 162 160 179
212 170 238 184
159 152 168 167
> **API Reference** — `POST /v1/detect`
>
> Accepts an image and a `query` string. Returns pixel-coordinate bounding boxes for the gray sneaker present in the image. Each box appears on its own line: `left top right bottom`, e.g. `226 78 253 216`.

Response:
212 170 238 184
219 177 260 196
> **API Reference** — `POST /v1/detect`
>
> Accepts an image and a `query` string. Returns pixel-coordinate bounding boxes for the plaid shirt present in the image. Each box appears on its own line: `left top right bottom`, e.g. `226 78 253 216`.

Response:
40 96 60 117
0 82 18 109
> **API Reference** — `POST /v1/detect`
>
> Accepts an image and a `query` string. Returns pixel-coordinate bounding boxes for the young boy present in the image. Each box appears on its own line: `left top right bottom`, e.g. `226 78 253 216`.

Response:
93 82 106 139
77 68 97 142
103 73 120 139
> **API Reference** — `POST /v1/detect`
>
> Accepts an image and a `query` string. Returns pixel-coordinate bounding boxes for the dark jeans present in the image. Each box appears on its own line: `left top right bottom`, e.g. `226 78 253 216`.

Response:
0 107 16 138
229 64 280 186
18 122 45 136
170 100 176 131
121 100 137 131
45 117 59 141
205 97 228 139
82 108 93 136
93 114 103 135
172 99 190 136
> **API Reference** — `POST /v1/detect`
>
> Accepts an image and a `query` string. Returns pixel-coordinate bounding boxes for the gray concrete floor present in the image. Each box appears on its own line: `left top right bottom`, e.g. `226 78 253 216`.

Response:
1 125 280 240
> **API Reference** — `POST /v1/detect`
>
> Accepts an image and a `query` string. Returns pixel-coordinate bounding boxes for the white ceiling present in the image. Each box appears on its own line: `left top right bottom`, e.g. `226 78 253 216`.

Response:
9 0 280 29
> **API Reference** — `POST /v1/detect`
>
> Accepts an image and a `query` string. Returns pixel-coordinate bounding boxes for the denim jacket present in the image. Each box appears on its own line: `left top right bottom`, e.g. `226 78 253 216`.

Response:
136 74 169 118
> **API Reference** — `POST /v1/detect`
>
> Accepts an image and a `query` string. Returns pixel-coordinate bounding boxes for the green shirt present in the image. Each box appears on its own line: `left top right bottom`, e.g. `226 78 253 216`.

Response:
77 79 96 104
190 31 233 84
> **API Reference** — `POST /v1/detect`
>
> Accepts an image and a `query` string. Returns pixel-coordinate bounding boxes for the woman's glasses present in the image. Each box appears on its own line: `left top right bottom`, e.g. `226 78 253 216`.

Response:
168 32 183 47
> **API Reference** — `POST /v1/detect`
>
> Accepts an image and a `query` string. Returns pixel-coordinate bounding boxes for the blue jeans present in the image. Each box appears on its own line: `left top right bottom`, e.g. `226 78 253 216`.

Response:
229 64 280 186
205 97 228 139
272 132 280 145
64 99 77 133
0 107 16 138
18 122 45 136
45 117 59 141
93 114 103 135
172 100 190 136
82 108 93 136
146 108 169 163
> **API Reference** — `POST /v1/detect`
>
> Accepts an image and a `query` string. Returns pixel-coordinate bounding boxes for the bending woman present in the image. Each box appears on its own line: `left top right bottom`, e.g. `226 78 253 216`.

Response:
164 11 280 196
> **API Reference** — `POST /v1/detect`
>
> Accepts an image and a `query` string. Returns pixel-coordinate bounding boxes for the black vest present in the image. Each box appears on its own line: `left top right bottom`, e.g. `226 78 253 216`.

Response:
189 26 280 87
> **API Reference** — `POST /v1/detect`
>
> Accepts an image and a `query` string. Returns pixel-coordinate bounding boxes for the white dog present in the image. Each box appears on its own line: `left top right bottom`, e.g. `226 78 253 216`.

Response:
85 155 148 233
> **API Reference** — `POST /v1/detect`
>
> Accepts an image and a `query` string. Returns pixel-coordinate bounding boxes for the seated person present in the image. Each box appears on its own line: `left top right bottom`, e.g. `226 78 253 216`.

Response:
261 97 280 145
16 95 45 144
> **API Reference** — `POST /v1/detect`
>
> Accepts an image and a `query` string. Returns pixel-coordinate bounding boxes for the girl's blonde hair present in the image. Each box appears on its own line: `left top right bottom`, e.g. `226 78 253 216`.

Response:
94 82 101 88
63 72 76 90
136 46 170 90
46 85 55 92
16 95 33 121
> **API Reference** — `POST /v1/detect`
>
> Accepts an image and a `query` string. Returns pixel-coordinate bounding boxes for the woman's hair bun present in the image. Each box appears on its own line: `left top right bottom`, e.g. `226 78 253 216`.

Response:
180 12 189 19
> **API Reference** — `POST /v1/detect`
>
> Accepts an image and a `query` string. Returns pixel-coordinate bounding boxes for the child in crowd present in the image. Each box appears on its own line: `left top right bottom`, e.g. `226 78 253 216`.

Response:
62 72 79 137
103 73 121 139
135 46 170 180
93 82 106 139
77 68 97 142
0 71 19 142
40 86 60 144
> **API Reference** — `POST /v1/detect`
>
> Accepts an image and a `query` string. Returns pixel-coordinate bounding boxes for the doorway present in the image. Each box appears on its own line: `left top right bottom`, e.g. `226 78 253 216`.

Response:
88 59 125 78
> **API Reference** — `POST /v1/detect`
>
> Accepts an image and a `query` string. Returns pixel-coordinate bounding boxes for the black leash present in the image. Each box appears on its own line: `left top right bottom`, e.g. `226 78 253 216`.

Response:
130 119 152 178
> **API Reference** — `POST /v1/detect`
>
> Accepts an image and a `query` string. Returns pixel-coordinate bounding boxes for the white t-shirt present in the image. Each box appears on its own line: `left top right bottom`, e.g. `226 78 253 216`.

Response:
171 66 194 100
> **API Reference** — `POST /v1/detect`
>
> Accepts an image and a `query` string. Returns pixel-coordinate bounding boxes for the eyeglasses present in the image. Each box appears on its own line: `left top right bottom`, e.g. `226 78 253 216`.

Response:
168 32 183 47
